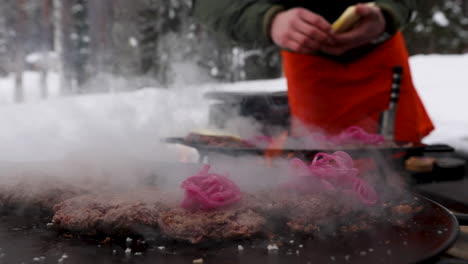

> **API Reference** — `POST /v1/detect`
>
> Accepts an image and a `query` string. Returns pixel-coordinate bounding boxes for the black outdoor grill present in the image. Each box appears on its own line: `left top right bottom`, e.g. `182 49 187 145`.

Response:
173 88 456 167
205 90 290 136
0 190 462 264
204 66 401 138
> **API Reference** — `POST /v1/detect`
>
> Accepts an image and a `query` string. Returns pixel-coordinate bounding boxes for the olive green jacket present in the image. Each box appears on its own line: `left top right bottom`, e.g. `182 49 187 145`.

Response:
193 0 417 46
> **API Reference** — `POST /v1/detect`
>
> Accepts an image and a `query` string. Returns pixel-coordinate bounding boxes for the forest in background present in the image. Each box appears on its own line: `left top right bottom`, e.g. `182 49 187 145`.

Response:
0 0 467 98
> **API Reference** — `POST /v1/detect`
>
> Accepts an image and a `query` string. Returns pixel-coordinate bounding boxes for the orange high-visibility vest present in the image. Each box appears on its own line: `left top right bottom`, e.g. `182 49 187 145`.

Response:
282 32 434 143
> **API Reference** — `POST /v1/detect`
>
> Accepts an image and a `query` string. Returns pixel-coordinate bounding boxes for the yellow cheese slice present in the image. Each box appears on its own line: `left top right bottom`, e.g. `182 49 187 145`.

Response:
332 2 376 34
189 128 242 140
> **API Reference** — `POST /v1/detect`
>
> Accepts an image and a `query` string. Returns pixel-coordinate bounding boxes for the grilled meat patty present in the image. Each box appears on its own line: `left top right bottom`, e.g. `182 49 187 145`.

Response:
158 206 266 244
0 176 421 243
52 188 177 236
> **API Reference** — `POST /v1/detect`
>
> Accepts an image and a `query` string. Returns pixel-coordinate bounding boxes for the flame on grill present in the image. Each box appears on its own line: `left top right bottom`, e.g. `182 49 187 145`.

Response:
177 145 199 163
264 131 289 167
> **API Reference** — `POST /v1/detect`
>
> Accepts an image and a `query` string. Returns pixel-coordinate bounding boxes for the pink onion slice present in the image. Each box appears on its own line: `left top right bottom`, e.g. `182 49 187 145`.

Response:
309 151 359 188
353 178 378 205
181 164 241 210
287 151 378 205
330 126 385 145
285 158 336 193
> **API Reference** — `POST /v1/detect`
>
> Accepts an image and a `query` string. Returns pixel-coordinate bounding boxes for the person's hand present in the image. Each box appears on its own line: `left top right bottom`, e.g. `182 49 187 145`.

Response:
270 8 335 54
320 3 386 56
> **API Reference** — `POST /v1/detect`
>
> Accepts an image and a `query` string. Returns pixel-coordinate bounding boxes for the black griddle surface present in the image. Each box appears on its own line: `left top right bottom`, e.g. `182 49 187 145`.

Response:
0 195 458 264
164 137 426 160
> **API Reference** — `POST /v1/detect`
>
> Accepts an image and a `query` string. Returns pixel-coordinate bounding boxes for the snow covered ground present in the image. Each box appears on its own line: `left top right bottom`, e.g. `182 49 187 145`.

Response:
409 54 468 156
0 54 467 163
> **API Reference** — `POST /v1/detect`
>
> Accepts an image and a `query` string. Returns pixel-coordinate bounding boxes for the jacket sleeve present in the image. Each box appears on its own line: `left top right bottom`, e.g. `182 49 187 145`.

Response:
375 0 418 34
192 0 284 45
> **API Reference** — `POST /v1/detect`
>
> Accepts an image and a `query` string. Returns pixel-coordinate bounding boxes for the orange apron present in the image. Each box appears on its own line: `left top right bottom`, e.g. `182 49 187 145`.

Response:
282 32 434 143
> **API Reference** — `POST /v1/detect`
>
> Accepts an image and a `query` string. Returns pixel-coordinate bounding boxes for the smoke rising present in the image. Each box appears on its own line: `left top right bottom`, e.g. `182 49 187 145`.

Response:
0 77 410 201
0 40 420 242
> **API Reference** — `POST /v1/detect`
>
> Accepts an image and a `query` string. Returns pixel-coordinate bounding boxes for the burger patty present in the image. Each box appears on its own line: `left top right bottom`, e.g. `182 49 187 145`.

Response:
158 206 266 244
0 178 88 215
52 188 177 236
0 178 422 243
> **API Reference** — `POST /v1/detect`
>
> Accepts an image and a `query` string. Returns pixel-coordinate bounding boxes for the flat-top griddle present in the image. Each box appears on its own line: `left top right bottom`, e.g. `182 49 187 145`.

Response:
164 137 454 162
0 195 458 264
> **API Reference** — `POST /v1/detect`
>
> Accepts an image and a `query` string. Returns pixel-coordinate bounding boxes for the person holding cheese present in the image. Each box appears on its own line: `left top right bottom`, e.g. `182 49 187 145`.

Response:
193 0 434 143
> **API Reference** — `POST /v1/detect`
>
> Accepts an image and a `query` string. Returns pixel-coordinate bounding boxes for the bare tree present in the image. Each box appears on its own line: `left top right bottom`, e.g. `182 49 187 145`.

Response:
53 0 66 94
39 0 51 99
13 0 27 103
404 0 468 54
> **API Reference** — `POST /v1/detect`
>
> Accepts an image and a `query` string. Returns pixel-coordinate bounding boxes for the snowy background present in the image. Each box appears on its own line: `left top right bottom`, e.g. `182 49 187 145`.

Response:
0 53 467 163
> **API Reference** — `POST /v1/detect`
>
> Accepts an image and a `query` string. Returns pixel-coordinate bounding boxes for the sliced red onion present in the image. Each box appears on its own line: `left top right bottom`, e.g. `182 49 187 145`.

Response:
330 126 385 145
285 158 337 193
353 178 378 205
181 164 241 210
287 151 378 205
309 151 359 188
